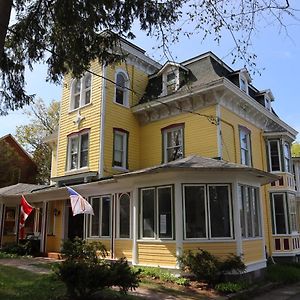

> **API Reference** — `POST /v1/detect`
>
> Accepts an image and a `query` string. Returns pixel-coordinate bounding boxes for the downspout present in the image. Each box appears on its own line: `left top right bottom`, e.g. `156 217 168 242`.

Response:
99 64 107 178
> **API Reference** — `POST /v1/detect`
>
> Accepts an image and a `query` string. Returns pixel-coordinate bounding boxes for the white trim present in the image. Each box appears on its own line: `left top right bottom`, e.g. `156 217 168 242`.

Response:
245 259 267 273
174 181 183 267
99 65 107 178
114 68 129 107
216 104 222 158
132 187 138 265
116 192 131 239
233 181 243 256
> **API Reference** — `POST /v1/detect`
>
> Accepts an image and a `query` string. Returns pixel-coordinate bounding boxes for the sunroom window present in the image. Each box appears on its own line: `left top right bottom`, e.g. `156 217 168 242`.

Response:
140 186 173 239
71 73 91 110
67 131 89 170
118 193 131 238
162 125 184 163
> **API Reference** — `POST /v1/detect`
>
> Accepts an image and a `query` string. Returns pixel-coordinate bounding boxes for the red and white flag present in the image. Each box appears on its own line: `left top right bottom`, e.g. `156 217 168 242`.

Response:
19 195 33 240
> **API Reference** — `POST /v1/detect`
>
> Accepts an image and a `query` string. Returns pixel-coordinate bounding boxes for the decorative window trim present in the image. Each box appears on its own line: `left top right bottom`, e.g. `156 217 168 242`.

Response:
114 69 129 107
139 185 174 240
66 130 90 171
113 128 129 170
162 124 184 163
239 126 252 166
70 73 92 111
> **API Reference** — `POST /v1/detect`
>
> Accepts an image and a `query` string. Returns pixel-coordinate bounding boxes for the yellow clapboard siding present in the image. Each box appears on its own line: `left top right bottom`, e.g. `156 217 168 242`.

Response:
183 242 237 259
56 60 103 176
242 239 264 263
46 200 65 252
138 242 177 267
114 239 133 260
88 239 111 257
139 106 218 168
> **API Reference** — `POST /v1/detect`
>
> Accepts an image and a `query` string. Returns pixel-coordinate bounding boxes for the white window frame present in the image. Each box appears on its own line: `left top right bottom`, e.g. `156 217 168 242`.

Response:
284 142 291 173
183 184 208 240
114 69 129 107
117 192 131 239
267 140 282 172
67 131 89 171
288 194 297 233
88 195 112 238
113 129 128 170
239 127 252 166
239 74 248 94
163 125 184 163
70 73 92 111
265 96 272 111
272 193 288 235
161 68 180 96
140 185 174 240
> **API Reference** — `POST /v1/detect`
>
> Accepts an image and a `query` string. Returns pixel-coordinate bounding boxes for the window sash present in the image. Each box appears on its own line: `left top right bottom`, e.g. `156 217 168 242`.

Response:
163 127 184 163
72 74 92 109
68 132 89 170
284 143 291 172
113 131 127 168
272 193 288 235
115 72 128 106
118 193 131 239
239 129 251 166
268 140 281 172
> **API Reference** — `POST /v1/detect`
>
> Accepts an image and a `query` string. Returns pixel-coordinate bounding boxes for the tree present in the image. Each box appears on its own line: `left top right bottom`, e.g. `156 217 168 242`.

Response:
15 98 60 184
292 142 300 157
0 1 297 115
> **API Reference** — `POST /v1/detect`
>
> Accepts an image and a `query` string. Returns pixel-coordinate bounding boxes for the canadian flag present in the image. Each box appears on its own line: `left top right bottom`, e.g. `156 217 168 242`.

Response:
19 195 33 240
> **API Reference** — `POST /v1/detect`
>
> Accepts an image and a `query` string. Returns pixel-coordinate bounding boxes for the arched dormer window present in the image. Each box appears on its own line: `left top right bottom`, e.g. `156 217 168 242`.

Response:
71 73 92 110
115 70 129 107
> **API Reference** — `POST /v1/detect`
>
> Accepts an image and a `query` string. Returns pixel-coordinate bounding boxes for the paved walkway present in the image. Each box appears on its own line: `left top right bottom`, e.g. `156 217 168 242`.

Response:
252 283 300 300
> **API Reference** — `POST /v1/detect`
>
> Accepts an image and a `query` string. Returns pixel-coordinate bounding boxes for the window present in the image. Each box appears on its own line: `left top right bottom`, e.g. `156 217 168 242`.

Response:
113 129 128 169
115 71 129 106
3 206 17 235
162 125 184 163
239 76 248 93
239 185 261 238
140 186 173 239
67 131 89 170
284 142 291 172
288 194 297 233
71 73 92 110
268 140 281 172
89 195 111 237
272 193 288 234
239 127 252 166
166 72 176 94
118 193 131 238
265 96 271 111
162 67 179 96
183 184 232 239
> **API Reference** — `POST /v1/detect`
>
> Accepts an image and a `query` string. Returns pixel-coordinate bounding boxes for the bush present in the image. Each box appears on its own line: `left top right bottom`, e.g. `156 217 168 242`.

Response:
56 238 139 299
215 282 246 294
0 242 31 256
178 249 245 285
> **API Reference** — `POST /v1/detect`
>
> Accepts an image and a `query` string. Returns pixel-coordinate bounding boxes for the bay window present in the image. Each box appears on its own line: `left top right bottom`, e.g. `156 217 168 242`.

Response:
140 186 173 239
272 193 288 234
284 142 291 172
162 124 184 163
268 140 281 172
67 131 89 170
183 184 232 239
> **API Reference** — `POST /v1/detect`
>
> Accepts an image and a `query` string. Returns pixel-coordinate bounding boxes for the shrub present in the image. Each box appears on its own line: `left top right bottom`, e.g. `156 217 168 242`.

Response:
56 238 139 299
215 282 246 294
0 242 31 256
178 249 245 285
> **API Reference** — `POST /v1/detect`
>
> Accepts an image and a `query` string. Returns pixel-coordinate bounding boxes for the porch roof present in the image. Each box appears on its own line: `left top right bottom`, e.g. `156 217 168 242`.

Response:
0 183 48 196
114 155 279 185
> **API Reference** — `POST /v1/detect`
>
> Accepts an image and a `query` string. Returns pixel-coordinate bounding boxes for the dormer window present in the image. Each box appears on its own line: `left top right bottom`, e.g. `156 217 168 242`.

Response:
71 73 92 110
166 72 176 94
115 70 129 107
239 76 248 94
265 96 272 111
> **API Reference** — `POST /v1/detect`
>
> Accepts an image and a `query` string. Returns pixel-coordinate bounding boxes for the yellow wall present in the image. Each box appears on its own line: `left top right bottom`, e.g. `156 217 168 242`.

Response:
114 239 133 260
56 61 103 176
139 105 218 168
183 242 236 259
138 242 177 267
242 239 264 263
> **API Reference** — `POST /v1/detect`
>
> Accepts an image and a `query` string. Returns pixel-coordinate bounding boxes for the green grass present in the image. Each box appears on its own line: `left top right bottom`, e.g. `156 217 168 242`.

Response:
266 263 300 284
0 265 66 300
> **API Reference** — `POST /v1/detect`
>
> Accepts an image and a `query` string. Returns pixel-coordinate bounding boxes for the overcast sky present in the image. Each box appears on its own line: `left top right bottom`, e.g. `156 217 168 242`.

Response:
1 3 300 140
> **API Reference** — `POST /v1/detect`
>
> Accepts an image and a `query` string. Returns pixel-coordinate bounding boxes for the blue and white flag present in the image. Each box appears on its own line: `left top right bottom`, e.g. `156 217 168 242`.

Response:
66 187 94 216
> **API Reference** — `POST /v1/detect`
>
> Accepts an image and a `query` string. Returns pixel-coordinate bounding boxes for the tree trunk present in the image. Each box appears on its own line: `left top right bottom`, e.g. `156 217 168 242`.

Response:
0 0 13 59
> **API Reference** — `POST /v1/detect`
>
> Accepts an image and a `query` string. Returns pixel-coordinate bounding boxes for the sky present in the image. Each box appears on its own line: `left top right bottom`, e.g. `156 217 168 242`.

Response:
1 3 300 140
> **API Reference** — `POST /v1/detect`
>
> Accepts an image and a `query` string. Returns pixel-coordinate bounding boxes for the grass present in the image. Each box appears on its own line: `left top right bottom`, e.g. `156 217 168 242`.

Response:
266 263 300 284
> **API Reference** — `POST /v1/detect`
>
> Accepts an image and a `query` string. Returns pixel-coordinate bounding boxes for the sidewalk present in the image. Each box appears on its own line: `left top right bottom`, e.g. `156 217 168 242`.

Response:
252 283 300 300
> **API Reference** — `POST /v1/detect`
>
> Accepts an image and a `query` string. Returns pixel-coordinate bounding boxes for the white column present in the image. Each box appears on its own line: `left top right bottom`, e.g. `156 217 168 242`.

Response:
132 187 138 265
174 181 183 267
232 180 243 256
0 204 4 247
40 201 48 253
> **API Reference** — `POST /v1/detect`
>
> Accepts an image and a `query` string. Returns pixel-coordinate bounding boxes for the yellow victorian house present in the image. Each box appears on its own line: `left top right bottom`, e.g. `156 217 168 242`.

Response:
0 37 298 275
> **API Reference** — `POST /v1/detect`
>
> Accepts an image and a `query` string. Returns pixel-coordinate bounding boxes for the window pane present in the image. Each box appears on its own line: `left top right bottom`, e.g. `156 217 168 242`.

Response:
116 73 126 105
91 198 100 236
114 132 125 167
119 193 130 238
240 129 250 165
74 95 80 109
245 187 253 237
85 74 91 88
269 141 280 171
239 186 246 238
273 194 287 234
80 134 89 167
288 194 297 232
101 196 110 236
70 137 78 169
158 187 172 238
284 143 290 172
116 89 124 104
253 188 261 237
74 79 81 93
165 128 183 162
84 90 91 105
116 73 126 88
184 185 206 238
141 189 155 238
209 186 231 238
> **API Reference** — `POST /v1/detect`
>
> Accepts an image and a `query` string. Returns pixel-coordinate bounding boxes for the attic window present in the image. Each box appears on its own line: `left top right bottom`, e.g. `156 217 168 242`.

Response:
239 76 248 94
265 96 272 111
166 72 176 94
162 68 179 96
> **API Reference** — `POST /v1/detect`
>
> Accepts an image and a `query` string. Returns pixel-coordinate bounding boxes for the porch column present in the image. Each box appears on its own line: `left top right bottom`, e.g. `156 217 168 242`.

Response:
0 203 5 247
174 181 183 267
132 187 138 265
232 180 242 256
40 201 48 253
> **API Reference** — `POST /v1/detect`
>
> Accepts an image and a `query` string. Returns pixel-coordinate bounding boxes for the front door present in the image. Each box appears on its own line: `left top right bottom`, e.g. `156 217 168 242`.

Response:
67 207 84 240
